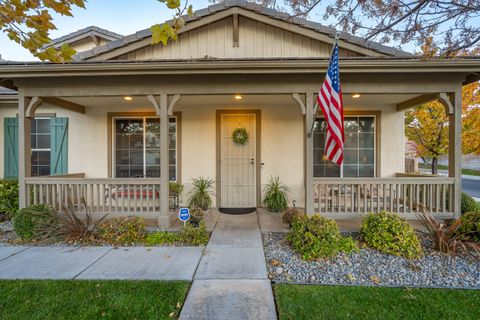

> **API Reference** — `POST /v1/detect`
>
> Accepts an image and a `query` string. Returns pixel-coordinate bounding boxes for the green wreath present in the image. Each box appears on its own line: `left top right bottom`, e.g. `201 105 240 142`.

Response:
232 127 249 145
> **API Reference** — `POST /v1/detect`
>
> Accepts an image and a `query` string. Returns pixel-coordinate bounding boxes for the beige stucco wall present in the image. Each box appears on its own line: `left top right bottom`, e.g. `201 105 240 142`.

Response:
0 99 404 209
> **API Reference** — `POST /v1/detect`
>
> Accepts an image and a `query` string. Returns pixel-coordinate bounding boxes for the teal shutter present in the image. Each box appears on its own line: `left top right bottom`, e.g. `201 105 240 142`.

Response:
4 117 19 178
50 117 68 175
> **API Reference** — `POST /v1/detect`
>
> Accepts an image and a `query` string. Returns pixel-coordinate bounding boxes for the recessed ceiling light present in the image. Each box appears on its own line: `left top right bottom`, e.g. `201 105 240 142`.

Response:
234 95 243 100
352 94 361 99
124 96 133 101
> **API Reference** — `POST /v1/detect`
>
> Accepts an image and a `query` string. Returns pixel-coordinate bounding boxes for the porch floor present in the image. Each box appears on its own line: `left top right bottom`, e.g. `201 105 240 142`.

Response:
166 208 426 233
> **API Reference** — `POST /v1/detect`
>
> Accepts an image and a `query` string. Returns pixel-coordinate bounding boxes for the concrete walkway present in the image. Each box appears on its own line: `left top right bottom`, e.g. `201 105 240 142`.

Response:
180 212 277 320
0 245 203 280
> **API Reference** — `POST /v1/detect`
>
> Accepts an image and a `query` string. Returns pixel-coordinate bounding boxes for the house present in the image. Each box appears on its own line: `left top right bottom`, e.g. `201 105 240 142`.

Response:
1 1 478 227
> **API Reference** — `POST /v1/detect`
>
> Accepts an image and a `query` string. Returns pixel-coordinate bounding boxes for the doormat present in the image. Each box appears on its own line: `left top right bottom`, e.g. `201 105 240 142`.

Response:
219 207 256 215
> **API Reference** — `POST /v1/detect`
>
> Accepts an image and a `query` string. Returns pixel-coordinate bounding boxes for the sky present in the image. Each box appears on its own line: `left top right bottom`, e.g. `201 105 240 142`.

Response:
0 0 211 61
0 0 417 61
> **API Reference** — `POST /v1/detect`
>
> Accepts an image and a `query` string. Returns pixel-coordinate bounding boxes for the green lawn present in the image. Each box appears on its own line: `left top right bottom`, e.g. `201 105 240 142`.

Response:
0 280 190 320
274 284 480 320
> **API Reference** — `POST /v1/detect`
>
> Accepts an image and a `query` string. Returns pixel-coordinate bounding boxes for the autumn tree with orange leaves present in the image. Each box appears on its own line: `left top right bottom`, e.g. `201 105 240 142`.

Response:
405 81 480 174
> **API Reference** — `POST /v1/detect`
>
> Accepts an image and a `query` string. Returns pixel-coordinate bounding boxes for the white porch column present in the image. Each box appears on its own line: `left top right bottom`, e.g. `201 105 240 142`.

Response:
148 94 170 228
159 93 170 228
448 87 462 217
18 94 32 208
305 93 315 214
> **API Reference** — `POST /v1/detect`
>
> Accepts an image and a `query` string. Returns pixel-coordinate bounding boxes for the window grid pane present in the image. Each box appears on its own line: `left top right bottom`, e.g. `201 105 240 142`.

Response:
313 116 375 178
31 118 51 177
114 117 177 181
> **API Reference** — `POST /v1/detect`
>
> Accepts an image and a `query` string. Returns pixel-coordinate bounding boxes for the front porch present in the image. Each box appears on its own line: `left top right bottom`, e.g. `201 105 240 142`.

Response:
6 63 463 227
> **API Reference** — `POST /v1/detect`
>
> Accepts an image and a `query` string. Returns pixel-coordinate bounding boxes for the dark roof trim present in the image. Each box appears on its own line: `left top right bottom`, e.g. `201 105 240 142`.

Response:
46 26 123 48
75 0 412 61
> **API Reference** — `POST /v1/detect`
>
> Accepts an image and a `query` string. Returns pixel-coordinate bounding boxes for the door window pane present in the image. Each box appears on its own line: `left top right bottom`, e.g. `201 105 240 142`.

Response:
313 116 375 177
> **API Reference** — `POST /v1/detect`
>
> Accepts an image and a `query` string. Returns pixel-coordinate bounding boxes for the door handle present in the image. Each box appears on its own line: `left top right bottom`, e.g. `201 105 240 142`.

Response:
250 158 254 165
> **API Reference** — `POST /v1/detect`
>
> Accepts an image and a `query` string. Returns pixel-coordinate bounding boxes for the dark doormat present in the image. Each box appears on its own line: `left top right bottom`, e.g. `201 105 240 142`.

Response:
219 207 256 215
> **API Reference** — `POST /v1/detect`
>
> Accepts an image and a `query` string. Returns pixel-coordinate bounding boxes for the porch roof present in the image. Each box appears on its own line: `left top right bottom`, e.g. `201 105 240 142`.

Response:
0 58 479 84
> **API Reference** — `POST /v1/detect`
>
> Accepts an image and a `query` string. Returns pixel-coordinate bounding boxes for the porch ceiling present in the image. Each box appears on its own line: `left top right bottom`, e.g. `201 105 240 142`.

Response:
59 93 422 109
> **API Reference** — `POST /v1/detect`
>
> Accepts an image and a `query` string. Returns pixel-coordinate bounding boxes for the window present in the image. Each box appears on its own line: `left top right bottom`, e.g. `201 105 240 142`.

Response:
31 118 51 176
113 117 177 180
313 116 375 177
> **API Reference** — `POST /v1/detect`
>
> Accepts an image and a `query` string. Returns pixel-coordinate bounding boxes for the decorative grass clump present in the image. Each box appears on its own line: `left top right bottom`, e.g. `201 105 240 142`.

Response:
187 177 215 210
263 176 289 212
361 211 422 259
288 214 357 260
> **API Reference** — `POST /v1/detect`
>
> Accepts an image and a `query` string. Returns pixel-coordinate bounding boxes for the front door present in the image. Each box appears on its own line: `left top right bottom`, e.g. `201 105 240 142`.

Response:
220 113 256 208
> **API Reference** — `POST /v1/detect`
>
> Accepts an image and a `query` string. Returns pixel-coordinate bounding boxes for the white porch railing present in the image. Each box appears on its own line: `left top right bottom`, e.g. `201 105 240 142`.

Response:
313 177 455 219
26 178 162 216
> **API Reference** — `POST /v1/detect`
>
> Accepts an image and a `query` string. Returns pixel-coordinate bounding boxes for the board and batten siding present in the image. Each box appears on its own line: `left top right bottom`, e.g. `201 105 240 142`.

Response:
116 16 363 60
70 37 110 53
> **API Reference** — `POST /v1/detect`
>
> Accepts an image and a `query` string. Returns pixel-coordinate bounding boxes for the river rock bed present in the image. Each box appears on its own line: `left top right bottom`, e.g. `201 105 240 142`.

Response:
263 232 480 288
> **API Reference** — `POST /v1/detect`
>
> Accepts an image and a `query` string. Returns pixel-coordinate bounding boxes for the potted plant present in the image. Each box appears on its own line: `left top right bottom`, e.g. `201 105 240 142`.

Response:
189 208 205 227
169 182 184 209
263 176 289 213
187 177 215 210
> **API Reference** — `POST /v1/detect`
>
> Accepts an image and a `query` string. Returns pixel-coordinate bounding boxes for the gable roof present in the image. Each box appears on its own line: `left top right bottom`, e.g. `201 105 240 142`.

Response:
46 26 123 49
76 0 411 61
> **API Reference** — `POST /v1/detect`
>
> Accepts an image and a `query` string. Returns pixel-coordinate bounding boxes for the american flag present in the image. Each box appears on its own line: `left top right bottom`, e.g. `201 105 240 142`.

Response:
317 43 344 166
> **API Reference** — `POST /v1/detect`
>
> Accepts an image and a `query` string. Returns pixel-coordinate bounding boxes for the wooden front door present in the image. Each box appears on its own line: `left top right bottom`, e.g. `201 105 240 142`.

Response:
220 113 257 208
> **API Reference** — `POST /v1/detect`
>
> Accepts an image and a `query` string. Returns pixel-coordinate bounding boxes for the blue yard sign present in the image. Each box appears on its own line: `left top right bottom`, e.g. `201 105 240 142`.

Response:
179 208 190 222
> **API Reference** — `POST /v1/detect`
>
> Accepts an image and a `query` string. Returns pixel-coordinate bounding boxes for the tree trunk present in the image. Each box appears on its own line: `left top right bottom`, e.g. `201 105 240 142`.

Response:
431 157 439 175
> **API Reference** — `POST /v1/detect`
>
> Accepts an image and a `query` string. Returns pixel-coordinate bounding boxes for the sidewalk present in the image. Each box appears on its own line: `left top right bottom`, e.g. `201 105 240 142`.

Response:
179 212 277 320
0 245 203 280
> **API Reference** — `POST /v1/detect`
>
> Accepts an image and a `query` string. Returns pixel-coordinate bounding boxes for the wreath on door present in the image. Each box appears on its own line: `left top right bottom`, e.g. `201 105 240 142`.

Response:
232 127 249 145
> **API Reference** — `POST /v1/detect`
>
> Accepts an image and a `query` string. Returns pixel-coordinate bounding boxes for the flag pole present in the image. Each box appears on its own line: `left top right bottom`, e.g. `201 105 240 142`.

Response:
334 31 344 178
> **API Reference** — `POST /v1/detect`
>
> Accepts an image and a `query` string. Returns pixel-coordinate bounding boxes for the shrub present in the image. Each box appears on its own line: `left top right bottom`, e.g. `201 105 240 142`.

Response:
263 176 289 212
187 177 215 210
145 231 181 245
179 222 209 246
13 204 58 241
282 207 306 226
57 197 108 244
456 211 480 243
361 211 422 259
145 223 209 246
98 216 146 245
189 208 205 227
169 182 184 196
288 214 357 260
0 179 19 220
416 211 480 255
461 192 478 214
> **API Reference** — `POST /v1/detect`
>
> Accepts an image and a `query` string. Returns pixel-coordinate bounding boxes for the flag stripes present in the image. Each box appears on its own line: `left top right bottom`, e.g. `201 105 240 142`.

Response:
317 43 344 166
